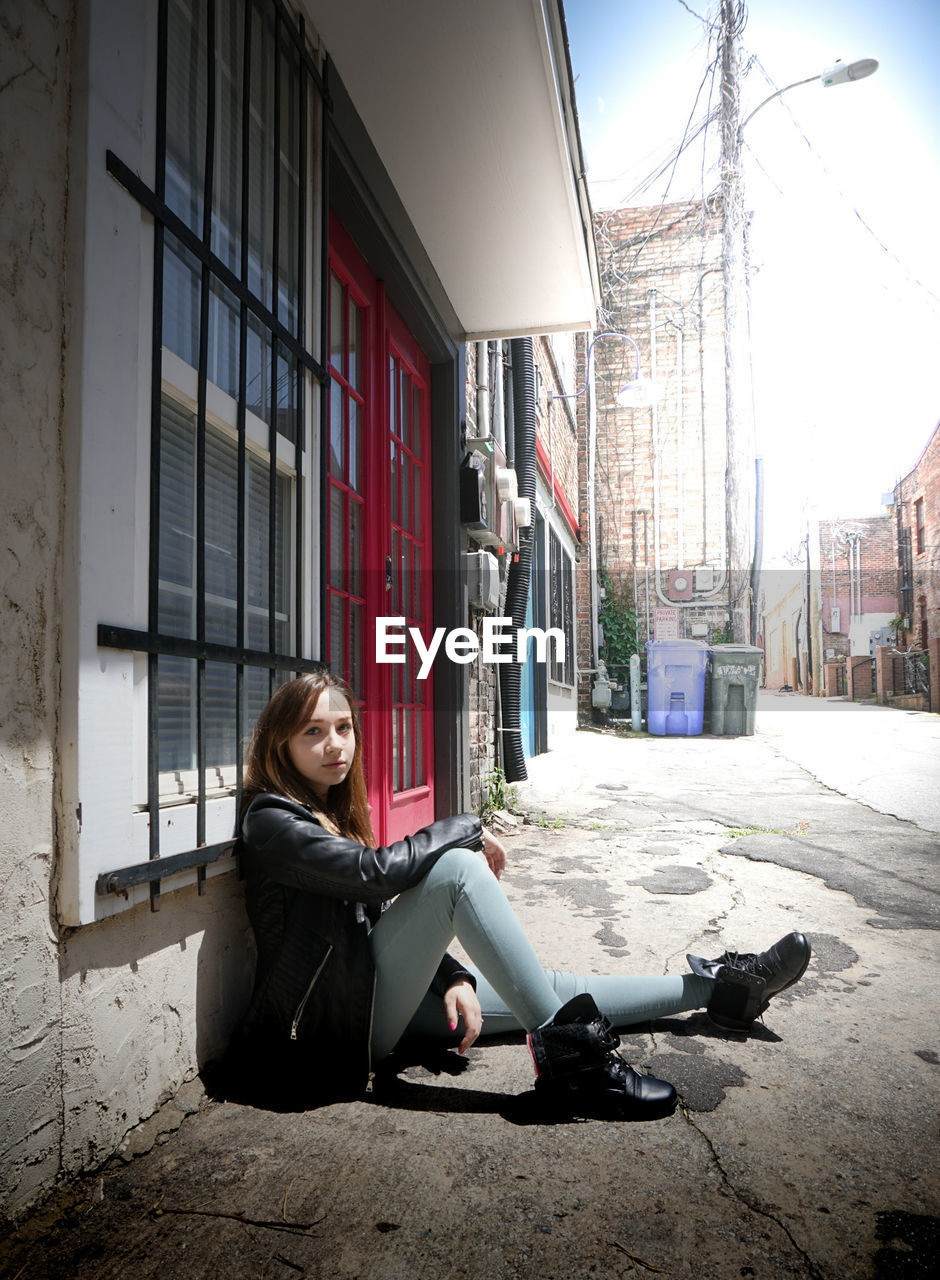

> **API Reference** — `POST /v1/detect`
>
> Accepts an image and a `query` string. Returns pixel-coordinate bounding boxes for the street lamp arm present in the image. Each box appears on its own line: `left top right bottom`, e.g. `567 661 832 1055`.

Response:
738 58 878 137
552 332 640 402
738 74 818 136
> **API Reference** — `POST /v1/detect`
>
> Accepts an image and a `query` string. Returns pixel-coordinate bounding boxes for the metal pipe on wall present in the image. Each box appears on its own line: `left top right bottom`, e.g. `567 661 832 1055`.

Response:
475 340 489 439
676 323 684 571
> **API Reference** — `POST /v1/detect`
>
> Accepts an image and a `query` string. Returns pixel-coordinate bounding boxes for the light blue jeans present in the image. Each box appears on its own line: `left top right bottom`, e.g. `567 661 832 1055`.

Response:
369 847 713 1062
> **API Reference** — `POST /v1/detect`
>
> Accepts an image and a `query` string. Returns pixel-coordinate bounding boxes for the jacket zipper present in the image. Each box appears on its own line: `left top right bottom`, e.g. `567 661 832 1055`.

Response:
290 945 333 1041
364 971 377 1093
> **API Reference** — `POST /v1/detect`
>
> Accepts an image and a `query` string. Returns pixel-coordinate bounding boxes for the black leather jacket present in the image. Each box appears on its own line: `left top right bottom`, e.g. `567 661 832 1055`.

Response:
234 792 484 1097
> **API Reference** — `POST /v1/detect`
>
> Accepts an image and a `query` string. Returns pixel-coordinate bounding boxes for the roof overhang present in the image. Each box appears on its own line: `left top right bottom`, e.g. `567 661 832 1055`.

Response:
304 0 600 339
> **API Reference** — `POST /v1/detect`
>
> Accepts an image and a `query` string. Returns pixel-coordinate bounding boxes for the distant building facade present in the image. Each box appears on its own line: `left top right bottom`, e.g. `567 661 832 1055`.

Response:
895 421 940 653
577 197 753 718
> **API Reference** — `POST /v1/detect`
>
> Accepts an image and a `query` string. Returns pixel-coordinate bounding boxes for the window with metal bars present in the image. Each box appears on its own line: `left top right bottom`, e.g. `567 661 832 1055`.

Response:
96 0 327 906
548 527 575 686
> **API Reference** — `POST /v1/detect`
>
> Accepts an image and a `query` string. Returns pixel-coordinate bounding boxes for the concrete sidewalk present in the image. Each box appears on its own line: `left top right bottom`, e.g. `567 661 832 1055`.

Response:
2 720 938 1279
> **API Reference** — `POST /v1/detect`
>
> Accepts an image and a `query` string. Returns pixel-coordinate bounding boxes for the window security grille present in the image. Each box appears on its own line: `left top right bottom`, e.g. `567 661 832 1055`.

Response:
548 528 575 686
98 0 328 908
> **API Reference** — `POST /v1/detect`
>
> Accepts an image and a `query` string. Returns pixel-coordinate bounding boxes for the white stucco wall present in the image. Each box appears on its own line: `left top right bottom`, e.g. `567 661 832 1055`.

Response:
0 1 255 1219
0 0 74 1216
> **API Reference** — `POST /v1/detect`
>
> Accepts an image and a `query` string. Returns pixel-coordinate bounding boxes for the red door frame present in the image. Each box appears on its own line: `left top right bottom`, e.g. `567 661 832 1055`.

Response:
381 288 435 842
327 214 435 843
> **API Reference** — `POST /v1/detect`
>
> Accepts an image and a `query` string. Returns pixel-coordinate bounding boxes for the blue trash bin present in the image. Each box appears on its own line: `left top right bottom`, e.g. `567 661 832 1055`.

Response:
645 640 708 736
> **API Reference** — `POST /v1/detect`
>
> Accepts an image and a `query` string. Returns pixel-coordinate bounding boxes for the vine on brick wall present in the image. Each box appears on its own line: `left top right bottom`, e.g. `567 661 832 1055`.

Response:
599 570 639 669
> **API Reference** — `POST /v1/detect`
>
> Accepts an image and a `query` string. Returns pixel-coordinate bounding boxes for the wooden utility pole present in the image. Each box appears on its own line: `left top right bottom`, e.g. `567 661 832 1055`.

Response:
718 0 755 643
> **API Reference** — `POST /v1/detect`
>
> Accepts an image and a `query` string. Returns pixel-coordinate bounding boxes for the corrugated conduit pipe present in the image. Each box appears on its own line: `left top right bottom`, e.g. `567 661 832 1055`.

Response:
499 337 536 783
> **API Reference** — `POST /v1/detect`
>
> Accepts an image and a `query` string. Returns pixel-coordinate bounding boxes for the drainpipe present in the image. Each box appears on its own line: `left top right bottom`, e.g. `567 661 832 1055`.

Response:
830 531 837 630
587 339 600 667
493 341 506 455
631 508 639 636
499 337 536 783
749 456 763 644
501 341 514 468
642 508 651 642
675 323 684 571
475 341 490 440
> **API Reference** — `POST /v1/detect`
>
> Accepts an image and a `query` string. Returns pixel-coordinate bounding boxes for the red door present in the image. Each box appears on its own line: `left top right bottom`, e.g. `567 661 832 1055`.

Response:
327 215 435 843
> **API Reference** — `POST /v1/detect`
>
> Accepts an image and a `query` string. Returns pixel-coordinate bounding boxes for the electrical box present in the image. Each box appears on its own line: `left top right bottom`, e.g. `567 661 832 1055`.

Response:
695 567 714 591
830 606 841 633
463 550 501 613
460 439 518 550
459 454 488 529
869 626 895 654
667 569 693 601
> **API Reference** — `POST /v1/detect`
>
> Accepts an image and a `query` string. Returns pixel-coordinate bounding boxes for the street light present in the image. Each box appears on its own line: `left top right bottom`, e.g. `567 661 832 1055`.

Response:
739 58 879 134
552 331 663 410
718 0 879 647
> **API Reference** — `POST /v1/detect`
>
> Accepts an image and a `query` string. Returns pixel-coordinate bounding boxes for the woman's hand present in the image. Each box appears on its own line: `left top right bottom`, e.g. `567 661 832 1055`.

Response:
481 827 507 880
444 979 483 1054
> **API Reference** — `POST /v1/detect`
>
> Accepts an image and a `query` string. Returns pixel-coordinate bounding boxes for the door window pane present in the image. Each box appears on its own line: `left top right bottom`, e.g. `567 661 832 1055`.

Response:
349 601 361 695
349 397 362 493
349 300 361 391
415 708 425 787
349 497 362 599
329 593 344 673
392 709 400 793
390 439 400 525
401 706 413 792
390 528 400 612
330 273 343 371
329 486 345 589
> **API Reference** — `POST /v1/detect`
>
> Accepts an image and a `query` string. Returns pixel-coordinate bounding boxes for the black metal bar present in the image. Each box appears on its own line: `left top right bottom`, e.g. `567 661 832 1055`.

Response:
235 0 253 814
295 25 307 662
98 623 326 672
106 150 327 386
319 58 332 661
271 0 328 102
149 0 171 911
96 839 237 897
194 0 217 851
268 9 282 671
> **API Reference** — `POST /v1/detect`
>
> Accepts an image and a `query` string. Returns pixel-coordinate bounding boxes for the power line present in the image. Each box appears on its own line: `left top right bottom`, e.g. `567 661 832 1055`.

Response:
745 55 940 316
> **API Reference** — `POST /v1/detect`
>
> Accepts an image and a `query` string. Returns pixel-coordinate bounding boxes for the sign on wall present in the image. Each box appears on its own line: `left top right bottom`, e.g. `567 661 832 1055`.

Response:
653 608 680 640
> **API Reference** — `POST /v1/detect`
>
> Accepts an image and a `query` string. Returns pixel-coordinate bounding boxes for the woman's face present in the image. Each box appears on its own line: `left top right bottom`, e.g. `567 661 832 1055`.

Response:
287 687 355 799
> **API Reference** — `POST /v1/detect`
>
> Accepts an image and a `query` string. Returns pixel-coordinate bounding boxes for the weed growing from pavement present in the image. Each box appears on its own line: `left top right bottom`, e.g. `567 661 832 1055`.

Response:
480 767 520 823
724 823 809 837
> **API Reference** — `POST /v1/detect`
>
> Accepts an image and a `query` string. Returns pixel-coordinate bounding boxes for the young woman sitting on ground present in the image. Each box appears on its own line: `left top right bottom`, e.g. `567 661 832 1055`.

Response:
230 671 811 1119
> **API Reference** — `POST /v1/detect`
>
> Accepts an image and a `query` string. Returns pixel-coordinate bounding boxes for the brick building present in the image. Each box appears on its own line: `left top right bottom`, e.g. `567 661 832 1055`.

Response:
895 421 940 653
815 515 898 662
575 197 753 720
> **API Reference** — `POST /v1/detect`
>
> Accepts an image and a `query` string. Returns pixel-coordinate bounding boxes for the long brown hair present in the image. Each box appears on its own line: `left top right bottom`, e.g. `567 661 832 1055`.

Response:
242 671 375 846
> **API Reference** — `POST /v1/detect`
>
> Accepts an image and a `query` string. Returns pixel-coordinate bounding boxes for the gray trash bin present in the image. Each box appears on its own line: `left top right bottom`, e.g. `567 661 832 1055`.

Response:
708 644 763 735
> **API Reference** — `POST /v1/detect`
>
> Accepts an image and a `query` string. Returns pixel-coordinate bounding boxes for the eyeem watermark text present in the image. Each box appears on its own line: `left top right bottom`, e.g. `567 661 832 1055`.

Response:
376 616 565 680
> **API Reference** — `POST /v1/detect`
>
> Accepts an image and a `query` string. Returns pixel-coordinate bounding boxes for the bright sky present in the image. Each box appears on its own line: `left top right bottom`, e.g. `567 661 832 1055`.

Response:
565 0 940 560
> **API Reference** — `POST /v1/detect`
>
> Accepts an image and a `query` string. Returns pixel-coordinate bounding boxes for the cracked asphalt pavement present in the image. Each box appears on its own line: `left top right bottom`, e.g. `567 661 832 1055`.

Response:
2 696 938 1279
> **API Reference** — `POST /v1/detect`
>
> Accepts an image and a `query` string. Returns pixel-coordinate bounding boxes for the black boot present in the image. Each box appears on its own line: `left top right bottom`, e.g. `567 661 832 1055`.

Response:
527 993 678 1120
687 931 812 1031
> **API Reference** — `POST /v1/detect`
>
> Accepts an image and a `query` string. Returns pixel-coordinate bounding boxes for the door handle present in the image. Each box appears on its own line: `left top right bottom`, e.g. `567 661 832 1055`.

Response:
385 555 392 591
